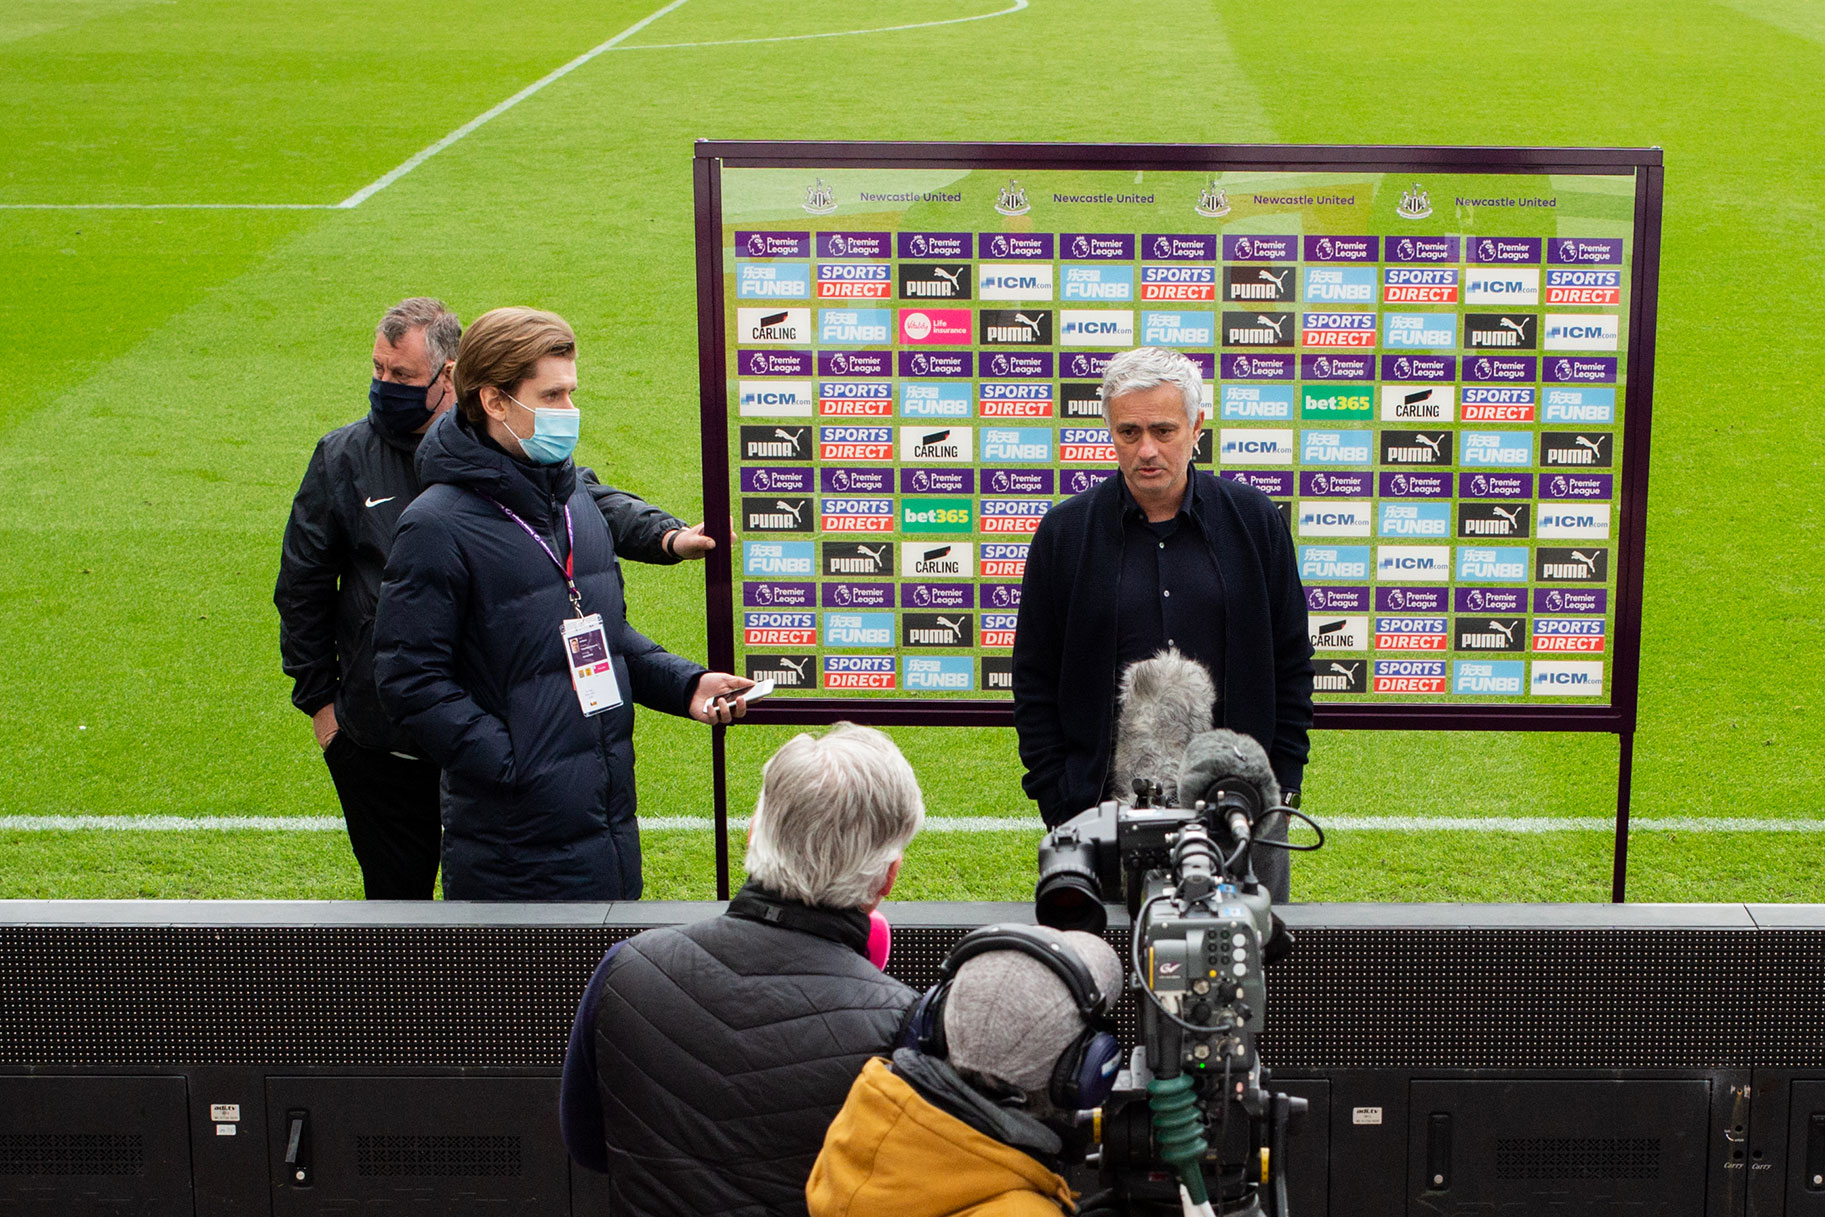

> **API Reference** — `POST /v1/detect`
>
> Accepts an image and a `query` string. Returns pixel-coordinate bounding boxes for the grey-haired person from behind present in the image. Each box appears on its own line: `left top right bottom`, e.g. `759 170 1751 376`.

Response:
1012 345 1314 899
559 723 925 1217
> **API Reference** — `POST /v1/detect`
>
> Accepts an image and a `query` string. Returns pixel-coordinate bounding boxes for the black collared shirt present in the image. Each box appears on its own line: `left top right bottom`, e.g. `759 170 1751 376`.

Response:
1115 471 1226 691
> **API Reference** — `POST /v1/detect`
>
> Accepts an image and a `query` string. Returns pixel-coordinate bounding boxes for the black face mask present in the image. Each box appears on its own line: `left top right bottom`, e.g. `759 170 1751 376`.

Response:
369 373 441 436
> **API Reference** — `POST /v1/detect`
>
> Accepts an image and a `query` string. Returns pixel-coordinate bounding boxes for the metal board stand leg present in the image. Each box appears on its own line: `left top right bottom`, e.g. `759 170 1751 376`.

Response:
712 724 730 900
1611 729 1636 903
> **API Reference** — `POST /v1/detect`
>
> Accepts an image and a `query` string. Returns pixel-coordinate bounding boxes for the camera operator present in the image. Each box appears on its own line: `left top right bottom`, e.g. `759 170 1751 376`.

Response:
559 723 924 1217
807 925 1124 1217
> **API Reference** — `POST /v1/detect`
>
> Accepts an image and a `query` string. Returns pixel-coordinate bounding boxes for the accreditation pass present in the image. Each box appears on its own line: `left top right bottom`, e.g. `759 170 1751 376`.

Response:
562 615 623 716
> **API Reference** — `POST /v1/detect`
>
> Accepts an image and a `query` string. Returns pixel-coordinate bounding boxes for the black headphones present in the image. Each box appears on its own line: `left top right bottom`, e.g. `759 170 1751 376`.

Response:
903 924 1124 1111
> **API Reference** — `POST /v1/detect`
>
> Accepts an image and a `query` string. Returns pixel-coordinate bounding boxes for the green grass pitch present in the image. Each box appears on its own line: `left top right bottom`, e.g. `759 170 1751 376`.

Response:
1 0 1820 903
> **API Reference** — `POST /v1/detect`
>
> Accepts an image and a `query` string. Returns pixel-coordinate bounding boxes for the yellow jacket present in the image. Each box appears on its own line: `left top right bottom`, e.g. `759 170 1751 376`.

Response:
807 1056 1075 1217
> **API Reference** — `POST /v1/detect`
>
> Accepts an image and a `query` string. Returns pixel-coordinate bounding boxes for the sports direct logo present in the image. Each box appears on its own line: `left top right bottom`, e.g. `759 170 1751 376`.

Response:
816 381 892 417
818 426 892 462
1546 268 1622 305
819 497 894 533
981 613 1019 648
978 382 1053 419
1142 264 1216 302
1373 659 1446 694
1060 426 1115 463
1533 617 1607 653
1374 615 1447 651
824 654 895 690
744 612 816 647
1302 312 1378 348
816 263 891 299
1461 386 1536 423
1382 267 1459 304
979 498 1050 534
980 542 1028 578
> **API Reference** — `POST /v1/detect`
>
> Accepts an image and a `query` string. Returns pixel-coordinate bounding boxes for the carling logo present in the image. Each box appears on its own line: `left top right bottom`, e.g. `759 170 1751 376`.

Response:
981 427 1054 463
1376 545 1450 582
1303 266 1375 304
1142 310 1216 346
1377 501 1450 538
1309 615 1369 651
1379 385 1454 423
816 262 892 300
821 542 893 577
904 656 974 690
1461 386 1536 423
1457 502 1530 539
978 262 1054 301
1219 429 1295 465
1543 314 1620 351
978 309 1053 345
1060 309 1137 347
1546 268 1622 306
1141 264 1217 302
897 426 973 464
1542 386 1616 425
1453 618 1524 653
1224 384 1295 421
1372 658 1447 694
898 264 972 300
1540 431 1614 467
738 380 814 417
1463 268 1541 306
1222 311 1294 348
736 261 811 299
1298 500 1372 537
1224 266 1295 302
1379 430 1452 466
823 654 896 691
1382 313 1457 350
1537 504 1612 539
1460 431 1533 467
1299 545 1371 581
1535 547 1609 582
1530 661 1604 697
1312 659 1366 693
1453 659 1525 694
740 425 812 461
1382 266 1459 304
743 541 813 576
1061 265 1136 302
900 541 975 579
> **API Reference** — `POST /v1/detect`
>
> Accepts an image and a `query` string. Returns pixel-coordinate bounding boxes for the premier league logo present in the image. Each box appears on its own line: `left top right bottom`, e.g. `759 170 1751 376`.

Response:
908 234 929 257
1071 235 1091 258
743 351 768 375
911 469 933 492
1310 473 1330 494
1068 471 1096 494
1555 359 1575 380
909 352 931 376
826 234 847 257
1152 236 1172 259
913 585 933 607
1312 357 1332 378
1466 589 1487 611
1228 356 1253 377
1396 183 1432 219
1470 475 1490 496
750 469 773 491
1390 473 1411 495
1307 588 1331 610
1234 237 1254 259
746 233 768 257
1070 354 1093 377
1314 238 1334 260
991 470 1012 492
830 470 851 491
1479 239 1497 262
803 179 837 216
995 179 1030 217
1475 357 1494 379
989 234 1012 258
990 353 1011 376
1395 238 1416 262
1558 239 1578 262
1550 475 1571 497
828 352 850 375
1387 588 1407 610
833 584 854 606
1546 590 1567 612
1195 177 1230 218
754 584 776 605
991 586 1017 608
1392 357 1413 379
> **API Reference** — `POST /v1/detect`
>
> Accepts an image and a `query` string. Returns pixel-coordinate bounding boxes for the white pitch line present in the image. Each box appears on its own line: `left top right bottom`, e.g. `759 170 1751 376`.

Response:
0 203 335 210
3 815 1824 834
333 0 695 210
615 0 1028 51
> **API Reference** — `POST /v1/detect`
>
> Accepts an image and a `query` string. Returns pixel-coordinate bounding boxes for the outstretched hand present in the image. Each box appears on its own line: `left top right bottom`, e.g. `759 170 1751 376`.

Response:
690 673 755 724
665 523 716 560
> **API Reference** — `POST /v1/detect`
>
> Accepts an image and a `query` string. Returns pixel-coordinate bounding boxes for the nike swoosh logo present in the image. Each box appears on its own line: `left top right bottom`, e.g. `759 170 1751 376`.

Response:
365 496 396 508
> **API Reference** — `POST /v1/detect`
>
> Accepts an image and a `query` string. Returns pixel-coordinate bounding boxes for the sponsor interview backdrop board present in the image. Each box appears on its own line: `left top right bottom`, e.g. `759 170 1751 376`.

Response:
695 143 1662 736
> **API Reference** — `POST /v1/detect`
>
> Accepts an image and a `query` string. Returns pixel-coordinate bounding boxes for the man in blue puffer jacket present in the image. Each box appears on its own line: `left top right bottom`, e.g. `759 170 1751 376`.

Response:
374 307 752 901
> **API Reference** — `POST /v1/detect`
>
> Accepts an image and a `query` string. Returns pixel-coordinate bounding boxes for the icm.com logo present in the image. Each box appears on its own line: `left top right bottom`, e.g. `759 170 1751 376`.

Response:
1531 661 1603 697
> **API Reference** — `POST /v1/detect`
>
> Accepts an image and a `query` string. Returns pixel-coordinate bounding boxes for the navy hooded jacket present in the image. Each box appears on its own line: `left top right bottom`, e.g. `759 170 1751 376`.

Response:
373 410 705 900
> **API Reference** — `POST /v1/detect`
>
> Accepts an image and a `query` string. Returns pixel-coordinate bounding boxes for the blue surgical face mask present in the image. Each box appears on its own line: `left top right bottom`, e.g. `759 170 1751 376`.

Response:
369 373 441 436
503 393 581 465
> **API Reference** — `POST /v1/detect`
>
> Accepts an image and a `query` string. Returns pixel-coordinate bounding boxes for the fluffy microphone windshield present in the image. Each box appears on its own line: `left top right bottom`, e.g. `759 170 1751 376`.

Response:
1178 729 1281 813
1111 648 1216 805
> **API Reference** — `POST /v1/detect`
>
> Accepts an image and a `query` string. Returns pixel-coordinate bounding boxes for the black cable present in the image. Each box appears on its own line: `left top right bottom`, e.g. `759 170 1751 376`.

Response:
1250 807 1325 852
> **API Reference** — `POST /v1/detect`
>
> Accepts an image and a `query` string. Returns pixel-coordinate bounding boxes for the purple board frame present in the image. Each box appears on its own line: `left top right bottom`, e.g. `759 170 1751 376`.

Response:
694 141 1663 897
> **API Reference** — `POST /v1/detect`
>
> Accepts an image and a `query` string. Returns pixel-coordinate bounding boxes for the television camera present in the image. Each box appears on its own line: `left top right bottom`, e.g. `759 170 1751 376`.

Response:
1035 729 1324 1217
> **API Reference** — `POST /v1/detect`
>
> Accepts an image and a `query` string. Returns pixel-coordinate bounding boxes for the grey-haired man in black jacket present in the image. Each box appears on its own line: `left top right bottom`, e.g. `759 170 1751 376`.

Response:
274 297 713 899
1013 346 1314 899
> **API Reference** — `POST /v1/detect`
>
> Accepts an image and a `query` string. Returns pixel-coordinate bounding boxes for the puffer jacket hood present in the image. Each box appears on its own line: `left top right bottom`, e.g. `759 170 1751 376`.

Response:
807 1055 1074 1217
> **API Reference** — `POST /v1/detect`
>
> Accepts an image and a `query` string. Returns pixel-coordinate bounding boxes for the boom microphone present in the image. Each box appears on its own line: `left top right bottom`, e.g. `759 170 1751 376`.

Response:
1178 729 1282 827
1109 648 1216 806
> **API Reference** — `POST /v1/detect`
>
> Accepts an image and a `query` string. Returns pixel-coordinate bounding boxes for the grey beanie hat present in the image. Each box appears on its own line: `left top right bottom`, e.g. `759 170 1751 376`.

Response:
942 929 1124 1096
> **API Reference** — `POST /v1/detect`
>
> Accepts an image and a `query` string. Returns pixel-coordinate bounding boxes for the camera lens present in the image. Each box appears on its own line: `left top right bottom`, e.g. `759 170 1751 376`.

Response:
1035 836 1106 932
